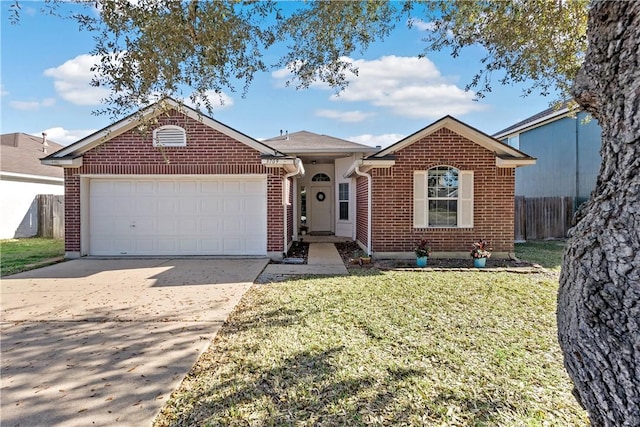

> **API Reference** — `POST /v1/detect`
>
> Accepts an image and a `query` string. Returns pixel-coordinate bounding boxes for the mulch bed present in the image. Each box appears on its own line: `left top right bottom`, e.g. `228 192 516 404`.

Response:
335 241 537 271
270 241 310 264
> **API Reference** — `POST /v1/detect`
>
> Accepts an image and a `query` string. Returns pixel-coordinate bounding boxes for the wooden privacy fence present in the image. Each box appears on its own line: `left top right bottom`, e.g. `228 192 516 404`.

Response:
37 194 65 239
514 196 574 241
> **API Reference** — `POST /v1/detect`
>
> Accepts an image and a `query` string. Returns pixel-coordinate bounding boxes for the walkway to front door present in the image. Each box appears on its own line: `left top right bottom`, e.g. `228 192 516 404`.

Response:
259 243 348 280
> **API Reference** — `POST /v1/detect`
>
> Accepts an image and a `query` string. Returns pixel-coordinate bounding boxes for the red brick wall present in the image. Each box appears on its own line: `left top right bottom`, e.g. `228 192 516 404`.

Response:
64 110 284 254
287 177 294 248
355 176 369 250
370 128 515 253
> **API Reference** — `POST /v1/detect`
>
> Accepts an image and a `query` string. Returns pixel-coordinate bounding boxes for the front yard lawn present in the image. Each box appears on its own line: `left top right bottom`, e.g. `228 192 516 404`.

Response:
515 240 566 271
0 238 64 276
155 270 587 426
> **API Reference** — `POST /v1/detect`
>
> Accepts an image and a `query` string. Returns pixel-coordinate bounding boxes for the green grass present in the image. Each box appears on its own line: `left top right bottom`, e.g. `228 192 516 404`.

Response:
0 237 64 276
155 270 587 426
515 240 566 271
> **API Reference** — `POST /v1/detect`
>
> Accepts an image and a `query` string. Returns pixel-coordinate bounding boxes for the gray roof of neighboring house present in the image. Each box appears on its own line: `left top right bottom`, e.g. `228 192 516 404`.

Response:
493 101 572 138
263 131 377 154
1 133 64 178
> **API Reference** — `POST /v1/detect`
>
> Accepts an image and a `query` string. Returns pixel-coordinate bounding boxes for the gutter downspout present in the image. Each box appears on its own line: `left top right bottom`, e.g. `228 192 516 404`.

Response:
283 158 303 256
354 165 372 256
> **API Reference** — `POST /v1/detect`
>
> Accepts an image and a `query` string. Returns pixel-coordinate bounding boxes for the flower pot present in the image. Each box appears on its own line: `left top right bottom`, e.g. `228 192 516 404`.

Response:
416 256 428 267
473 257 487 268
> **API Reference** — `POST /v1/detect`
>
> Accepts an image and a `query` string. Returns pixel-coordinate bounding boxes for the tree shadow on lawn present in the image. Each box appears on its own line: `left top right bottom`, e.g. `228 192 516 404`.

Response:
162 344 512 426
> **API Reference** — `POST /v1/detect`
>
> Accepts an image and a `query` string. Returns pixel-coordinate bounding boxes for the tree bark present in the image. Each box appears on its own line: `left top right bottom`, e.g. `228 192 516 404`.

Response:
559 1 640 426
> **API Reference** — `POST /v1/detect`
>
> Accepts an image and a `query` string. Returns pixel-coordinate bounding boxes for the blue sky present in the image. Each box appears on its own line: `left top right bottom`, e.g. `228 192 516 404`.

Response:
1 2 554 147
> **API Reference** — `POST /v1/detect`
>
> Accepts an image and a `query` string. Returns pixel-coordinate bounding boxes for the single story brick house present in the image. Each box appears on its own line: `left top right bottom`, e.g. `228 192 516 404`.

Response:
42 98 535 259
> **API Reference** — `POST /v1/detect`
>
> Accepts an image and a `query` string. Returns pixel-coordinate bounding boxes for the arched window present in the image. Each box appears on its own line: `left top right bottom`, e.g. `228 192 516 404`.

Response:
414 166 474 228
153 125 187 147
427 166 459 227
311 173 331 182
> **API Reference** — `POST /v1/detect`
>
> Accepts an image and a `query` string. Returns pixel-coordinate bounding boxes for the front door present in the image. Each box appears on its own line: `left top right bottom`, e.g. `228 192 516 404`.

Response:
311 185 332 232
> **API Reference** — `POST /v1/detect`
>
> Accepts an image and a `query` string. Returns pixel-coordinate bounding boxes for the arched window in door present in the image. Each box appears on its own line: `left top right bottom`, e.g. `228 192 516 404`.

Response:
312 173 331 182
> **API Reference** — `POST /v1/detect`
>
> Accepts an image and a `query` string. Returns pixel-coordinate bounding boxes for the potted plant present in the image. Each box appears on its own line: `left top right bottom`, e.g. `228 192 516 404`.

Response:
470 239 492 267
415 239 432 267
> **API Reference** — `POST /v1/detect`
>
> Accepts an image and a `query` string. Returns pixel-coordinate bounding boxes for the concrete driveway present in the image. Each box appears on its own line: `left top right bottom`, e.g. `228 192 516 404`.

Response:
0 258 268 427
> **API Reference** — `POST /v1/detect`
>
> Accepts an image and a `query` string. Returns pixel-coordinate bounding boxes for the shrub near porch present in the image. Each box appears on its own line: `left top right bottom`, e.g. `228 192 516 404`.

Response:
155 269 586 426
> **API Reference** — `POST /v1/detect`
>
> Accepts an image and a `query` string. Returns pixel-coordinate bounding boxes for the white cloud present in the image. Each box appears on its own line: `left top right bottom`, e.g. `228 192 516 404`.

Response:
33 127 97 146
44 54 109 106
315 109 373 123
412 19 437 32
330 56 487 119
184 90 234 111
10 98 56 111
1 84 8 96
273 55 487 120
347 133 405 149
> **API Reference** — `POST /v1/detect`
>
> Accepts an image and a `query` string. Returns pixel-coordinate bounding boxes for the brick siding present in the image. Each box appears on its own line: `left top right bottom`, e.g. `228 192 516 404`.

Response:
64 110 284 254
369 128 515 253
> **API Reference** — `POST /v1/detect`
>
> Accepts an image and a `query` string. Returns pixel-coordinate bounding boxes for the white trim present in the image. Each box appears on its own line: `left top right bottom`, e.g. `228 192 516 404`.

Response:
375 116 529 159
496 157 537 167
0 171 64 185
79 173 269 179
493 107 571 139
48 98 279 159
344 158 395 178
41 157 83 168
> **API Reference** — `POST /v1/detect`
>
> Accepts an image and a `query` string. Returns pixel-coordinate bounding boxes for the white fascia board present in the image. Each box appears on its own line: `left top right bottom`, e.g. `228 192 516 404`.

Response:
344 158 395 178
493 107 571 139
0 171 64 184
261 157 305 175
50 98 278 159
496 157 537 167
41 157 83 168
376 116 528 159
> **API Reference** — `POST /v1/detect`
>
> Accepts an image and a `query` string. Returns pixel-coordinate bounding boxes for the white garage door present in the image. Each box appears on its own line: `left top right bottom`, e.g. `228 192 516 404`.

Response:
89 176 267 256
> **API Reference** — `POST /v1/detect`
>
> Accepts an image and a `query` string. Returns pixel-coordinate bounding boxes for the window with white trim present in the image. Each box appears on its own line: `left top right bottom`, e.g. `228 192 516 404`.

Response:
414 166 474 228
153 125 187 147
338 183 349 220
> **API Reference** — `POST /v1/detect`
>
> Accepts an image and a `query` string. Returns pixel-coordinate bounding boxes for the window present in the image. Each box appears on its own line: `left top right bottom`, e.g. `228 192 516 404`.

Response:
153 125 187 147
338 183 349 220
312 173 331 182
414 167 473 228
428 166 458 227
507 134 520 150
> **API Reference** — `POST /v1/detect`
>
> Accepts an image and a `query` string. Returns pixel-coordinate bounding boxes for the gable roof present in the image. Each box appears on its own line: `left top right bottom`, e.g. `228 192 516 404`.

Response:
1 133 64 178
492 101 572 139
263 131 377 154
42 97 283 164
371 115 535 166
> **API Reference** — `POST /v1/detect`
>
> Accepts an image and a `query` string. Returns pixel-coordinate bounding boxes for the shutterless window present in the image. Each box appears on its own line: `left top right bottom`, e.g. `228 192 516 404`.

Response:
338 183 349 220
427 166 459 227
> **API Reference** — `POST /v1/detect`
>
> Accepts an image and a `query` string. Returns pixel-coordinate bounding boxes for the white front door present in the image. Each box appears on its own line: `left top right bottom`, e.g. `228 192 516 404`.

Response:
88 176 267 256
310 185 332 232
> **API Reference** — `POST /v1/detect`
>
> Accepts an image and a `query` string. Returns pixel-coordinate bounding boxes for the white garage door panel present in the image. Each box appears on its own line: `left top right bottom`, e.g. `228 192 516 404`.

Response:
89 177 267 256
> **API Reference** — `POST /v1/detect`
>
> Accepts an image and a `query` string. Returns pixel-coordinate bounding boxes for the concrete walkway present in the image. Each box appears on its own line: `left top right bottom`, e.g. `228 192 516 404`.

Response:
0 258 268 427
260 243 348 278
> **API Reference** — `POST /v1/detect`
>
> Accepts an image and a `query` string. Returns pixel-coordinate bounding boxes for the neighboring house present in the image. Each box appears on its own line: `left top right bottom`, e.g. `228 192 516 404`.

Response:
42 98 535 259
493 105 602 208
1 133 64 239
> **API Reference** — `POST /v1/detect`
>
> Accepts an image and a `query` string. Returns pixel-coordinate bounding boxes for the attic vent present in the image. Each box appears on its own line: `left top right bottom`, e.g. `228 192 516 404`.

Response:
153 125 186 147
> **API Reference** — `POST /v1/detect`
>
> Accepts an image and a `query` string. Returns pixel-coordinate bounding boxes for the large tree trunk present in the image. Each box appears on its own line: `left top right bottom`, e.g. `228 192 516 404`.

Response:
558 1 640 426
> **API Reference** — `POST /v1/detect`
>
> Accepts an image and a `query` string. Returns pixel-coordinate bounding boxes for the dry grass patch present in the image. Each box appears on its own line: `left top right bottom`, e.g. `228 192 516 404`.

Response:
155 271 587 426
